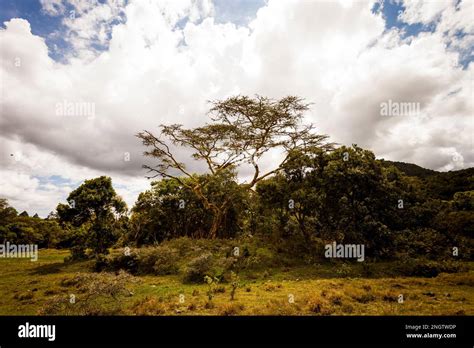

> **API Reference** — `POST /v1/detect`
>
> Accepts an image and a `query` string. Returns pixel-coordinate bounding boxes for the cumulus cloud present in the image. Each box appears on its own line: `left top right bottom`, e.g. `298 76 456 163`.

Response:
40 0 66 16
0 0 472 216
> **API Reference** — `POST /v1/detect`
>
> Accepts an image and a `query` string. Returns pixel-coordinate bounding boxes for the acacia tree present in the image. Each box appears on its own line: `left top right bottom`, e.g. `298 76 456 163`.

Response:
137 95 332 238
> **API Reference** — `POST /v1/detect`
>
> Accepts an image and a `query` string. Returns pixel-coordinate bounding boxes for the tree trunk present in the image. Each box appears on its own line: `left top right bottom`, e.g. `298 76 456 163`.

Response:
209 207 225 239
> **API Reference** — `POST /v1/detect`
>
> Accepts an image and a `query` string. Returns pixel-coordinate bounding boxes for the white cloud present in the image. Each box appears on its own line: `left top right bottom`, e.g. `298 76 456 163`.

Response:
398 0 453 25
40 0 66 16
1 0 472 216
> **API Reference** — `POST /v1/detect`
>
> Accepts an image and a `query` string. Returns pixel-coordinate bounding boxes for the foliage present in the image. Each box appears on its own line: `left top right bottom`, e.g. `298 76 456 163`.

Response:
204 275 220 301
2 95 473 267
395 259 467 278
257 145 405 257
184 253 214 284
56 176 127 256
137 95 332 237
0 199 70 248
128 172 248 243
229 271 240 301
382 161 474 200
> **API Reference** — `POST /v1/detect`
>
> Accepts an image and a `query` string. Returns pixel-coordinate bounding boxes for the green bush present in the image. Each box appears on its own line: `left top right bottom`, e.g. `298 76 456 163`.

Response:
64 246 87 262
150 246 180 275
395 259 466 278
106 253 139 274
393 228 450 259
165 237 196 257
335 262 353 277
183 253 214 283
100 246 181 275
92 254 109 272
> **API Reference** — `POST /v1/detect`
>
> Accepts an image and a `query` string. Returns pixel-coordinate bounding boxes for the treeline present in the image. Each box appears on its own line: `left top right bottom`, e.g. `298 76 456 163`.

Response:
0 199 66 248
1 95 472 262
127 145 473 260
0 145 472 261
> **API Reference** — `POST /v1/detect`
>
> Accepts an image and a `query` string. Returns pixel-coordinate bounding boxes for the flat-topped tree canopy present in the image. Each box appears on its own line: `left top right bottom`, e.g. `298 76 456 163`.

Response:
137 95 333 238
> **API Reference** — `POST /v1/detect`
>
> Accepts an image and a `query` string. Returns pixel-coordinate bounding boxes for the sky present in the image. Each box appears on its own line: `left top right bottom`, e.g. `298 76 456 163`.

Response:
0 0 473 217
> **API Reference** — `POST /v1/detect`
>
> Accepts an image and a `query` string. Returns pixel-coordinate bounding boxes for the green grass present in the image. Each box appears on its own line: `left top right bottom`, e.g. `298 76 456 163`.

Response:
0 249 472 315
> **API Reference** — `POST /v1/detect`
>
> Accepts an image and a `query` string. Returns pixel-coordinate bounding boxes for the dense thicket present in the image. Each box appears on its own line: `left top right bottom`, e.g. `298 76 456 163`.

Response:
254 146 473 259
1 149 472 261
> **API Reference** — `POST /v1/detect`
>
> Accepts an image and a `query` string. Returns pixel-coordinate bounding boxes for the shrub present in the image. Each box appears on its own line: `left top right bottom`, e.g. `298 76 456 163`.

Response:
64 246 87 262
204 275 220 300
152 246 180 275
354 293 376 303
106 253 139 274
99 246 180 275
136 246 180 275
229 271 240 301
234 246 278 271
394 228 450 259
335 262 353 277
187 302 197 311
92 254 109 272
264 299 300 315
167 237 196 256
395 259 466 278
134 248 159 274
264 282 276 292
183 253 213 283
361 262 375 277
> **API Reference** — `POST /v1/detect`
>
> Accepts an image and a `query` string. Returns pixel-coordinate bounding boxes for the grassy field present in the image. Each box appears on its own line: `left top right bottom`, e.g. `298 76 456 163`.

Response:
0 248 473 316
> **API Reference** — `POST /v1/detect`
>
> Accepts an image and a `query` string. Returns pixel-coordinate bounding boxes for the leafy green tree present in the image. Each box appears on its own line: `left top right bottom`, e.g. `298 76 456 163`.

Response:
257 145 422 257
57 176 127 256
0 198 17 224
129 170 248 244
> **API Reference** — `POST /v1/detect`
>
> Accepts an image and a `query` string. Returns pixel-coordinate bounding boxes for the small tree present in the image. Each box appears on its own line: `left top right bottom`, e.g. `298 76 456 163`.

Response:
57 176 127 256
229 271 239 301
137 95 332 238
